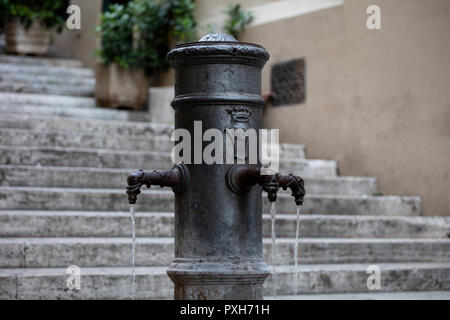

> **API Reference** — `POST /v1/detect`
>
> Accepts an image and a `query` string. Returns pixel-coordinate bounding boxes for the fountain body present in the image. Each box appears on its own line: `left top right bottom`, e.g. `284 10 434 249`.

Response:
126 34 305 300
167 34 270 300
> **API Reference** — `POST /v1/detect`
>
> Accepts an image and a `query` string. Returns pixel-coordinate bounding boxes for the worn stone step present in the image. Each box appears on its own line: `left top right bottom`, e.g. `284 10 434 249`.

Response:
0 129 307 162
0 165 376 195
0 104 150 121
1 263 448 299
0 146 335 177
271 263 450 296
0 55 84 68
0 113 307 160
0 63 94 78
0 145 169 170
270 291 450 300
0 82 94 97
0 129 173 152
0 112 163 133
0 73 95 87
280 143 306 159
0 187 421 215
1 237 448 268
2 211 446 239
0 92 96 108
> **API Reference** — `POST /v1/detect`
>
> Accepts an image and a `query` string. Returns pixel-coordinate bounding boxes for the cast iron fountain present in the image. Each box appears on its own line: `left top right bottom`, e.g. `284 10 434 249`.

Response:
126 33 305 300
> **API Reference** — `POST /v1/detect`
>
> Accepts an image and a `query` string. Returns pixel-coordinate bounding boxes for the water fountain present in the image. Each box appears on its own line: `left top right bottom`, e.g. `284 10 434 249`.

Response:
126 33 305 300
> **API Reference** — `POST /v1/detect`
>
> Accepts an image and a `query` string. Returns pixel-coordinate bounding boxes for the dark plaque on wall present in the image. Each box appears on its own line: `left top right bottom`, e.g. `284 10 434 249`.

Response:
271 58 305 106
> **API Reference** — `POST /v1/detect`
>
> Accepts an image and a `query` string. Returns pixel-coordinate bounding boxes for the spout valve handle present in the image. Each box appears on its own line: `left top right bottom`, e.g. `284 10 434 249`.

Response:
126 170 147 204
262 175 279 203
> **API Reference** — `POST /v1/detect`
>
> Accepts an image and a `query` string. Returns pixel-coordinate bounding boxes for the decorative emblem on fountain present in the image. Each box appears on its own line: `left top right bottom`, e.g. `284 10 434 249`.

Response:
224 106 252 131
224 106 253 162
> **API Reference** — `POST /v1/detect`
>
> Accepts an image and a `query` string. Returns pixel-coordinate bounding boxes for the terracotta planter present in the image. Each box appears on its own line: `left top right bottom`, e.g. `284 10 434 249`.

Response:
95 63 152 110
5 18 50 55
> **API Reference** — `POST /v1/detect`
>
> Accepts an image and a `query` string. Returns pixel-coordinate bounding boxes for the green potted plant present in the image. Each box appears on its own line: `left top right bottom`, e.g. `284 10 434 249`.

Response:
2 0 66 56
223 4 253 40
95 0 196 110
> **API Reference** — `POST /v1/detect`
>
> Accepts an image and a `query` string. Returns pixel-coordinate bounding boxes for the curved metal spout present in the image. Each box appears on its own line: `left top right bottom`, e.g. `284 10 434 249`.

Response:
126 164 190 204
226 165 305 205
278 174 305 205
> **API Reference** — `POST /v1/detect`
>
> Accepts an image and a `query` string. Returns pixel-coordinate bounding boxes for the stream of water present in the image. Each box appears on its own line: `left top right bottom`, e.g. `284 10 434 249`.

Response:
294 205 302 295
270 202 277 298
130 204 136 300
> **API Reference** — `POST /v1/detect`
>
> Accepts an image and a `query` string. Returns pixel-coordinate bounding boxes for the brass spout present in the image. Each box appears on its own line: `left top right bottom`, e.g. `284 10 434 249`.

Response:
226 165 305 205
126 164 190 204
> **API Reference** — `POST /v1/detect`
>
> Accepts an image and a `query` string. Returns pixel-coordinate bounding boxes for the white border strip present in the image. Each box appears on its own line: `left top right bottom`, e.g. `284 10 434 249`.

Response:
199 0 344 29
249 0 344 27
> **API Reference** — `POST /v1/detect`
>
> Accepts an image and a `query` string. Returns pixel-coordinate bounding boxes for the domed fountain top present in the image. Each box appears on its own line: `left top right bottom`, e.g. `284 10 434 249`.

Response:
168 33 269 68
198 33 237 42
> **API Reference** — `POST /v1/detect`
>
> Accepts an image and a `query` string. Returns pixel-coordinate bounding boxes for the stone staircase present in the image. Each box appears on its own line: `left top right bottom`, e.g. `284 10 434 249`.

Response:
0 55 95 97
0 54 449 300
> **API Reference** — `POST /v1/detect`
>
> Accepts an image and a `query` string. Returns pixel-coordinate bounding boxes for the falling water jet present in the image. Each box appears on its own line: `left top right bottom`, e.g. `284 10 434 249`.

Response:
270 202 277 298
130 204 136 300
294 205 302 295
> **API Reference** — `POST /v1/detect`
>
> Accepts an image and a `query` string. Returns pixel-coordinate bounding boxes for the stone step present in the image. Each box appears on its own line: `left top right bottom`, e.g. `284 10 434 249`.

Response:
271 291 450 300
271 263 450 296
1 262 448 299
0 73 95 87
0 187 421 215
0 92 96 108
0 165 376 195
0 63 94 78
0 128 173 153
0 104 151 122
1 237 448 268
0 128 307 161
0 82 94 97
0 112 162 133
0 146 335 177
0 145 167 170
2 211 446 239
0 54 84 68
280 143 306 159
0 112 307 159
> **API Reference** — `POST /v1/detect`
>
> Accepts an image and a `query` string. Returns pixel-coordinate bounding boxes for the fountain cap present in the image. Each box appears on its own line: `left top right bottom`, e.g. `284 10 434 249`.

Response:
168 33 269 68
199 33 237 42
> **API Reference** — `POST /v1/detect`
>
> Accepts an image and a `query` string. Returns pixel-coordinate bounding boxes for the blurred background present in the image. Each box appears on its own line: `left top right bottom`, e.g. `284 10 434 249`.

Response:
19 0 447 217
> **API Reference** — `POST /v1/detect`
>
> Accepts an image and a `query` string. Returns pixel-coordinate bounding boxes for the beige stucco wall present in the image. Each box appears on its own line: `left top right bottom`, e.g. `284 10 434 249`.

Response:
237 0 450 216
51 0 102 69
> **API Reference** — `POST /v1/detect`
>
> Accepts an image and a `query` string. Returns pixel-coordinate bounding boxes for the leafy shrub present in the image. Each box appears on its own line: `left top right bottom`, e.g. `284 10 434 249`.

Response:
223 4 253 39
0 0 66 32
97 0 197 75
170 0 197 43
